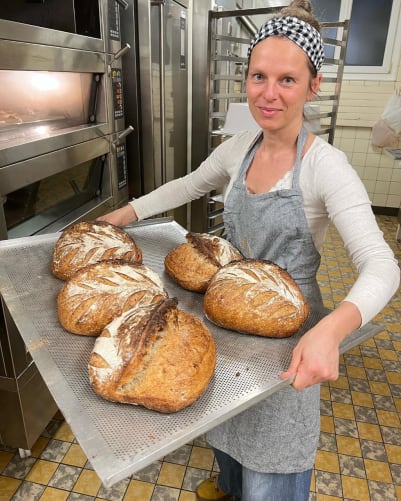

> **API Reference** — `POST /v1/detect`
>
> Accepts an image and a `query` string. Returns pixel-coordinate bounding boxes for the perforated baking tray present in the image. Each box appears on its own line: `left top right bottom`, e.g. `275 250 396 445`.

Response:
0 218 383 487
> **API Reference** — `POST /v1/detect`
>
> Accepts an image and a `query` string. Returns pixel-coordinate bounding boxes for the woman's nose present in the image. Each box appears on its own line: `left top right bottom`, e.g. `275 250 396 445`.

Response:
262 82 277 100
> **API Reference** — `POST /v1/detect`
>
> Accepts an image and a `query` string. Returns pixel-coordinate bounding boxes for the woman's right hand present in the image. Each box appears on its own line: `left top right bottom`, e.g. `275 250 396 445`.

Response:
96 203 138 227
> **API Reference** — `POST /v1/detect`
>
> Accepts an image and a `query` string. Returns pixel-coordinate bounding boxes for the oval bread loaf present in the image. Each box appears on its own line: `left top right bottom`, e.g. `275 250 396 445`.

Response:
164 232 243 293
88 297 216 413
51 220 142 280
57 260 167 336
204 259 309 338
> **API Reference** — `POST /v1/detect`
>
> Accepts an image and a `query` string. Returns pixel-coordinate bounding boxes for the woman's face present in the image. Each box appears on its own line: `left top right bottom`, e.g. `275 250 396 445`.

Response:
246 36 322 133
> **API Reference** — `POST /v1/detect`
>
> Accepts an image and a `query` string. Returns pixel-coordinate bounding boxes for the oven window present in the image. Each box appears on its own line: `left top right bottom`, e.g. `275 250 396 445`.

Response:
0 70 101 149
4 156 105 236
0 0 101 38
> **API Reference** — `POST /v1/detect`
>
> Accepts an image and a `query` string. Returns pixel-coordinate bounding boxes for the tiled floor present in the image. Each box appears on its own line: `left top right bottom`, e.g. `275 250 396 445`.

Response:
0 214 400 501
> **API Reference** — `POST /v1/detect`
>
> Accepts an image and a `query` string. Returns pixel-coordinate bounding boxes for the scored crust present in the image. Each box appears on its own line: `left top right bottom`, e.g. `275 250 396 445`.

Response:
203 259 310 338
51 220 143 280
164 232 243 293
88 298 216 413
57 260 167 336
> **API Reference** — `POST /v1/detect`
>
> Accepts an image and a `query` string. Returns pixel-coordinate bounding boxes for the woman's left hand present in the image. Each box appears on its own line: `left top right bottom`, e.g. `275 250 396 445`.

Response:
280 323 341 391
280 301 362 391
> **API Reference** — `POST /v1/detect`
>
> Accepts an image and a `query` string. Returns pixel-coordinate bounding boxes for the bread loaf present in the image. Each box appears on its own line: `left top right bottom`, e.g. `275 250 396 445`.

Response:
164 232 243 293
88 298 216 413
57 260 167 336
51 220 142 280
204 259 309 338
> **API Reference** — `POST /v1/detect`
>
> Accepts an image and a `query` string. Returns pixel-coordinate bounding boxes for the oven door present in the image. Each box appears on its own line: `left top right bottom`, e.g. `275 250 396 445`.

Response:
0 134 128 239
0 43 111 168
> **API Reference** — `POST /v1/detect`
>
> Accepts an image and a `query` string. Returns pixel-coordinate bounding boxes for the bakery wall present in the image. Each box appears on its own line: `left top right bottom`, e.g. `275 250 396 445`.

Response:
331 47 401 212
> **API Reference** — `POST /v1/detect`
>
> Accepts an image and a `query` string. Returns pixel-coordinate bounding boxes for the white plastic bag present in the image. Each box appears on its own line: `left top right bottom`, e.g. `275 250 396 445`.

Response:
382 90 401 133
371 90 401 148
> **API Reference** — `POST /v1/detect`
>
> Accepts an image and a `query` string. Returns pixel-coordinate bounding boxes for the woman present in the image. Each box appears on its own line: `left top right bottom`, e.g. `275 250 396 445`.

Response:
98 1 400 499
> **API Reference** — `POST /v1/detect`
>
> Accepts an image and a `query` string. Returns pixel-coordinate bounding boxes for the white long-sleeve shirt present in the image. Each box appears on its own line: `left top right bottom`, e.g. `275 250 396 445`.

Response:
131 130 400 326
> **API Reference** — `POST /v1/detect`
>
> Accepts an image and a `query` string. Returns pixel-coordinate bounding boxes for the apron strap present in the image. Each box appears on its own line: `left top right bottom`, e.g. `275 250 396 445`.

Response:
292 125 309 189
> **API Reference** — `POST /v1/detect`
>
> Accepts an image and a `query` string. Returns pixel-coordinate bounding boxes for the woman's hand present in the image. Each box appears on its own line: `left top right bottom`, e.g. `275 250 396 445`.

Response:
96 204 138 227
281 322 341 391
281 301 362 391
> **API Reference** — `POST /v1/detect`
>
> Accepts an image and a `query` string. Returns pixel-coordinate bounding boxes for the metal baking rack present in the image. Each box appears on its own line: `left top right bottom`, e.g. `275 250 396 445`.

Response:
0 217 383 487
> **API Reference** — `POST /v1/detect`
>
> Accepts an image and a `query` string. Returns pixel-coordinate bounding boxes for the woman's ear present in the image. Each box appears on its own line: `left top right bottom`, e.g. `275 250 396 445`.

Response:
312 73 323 95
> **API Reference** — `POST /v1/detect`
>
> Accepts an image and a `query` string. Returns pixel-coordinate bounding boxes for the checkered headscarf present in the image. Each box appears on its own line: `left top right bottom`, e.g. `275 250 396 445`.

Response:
248 16 325 72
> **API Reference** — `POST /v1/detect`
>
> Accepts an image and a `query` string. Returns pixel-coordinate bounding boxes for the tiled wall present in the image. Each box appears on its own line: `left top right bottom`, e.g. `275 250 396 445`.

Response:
332 49 401 211
333 127 401 210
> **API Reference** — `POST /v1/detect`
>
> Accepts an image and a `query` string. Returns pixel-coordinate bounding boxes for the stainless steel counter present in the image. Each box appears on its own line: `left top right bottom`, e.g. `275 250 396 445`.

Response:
0 218 383 487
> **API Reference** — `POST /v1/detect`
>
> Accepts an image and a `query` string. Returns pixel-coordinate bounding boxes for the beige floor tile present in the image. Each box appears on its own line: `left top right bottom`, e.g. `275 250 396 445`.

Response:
376 409 401 428
341 476 370 501
357 422 383 442
0 452 13 474
351 391 374 408
321 415 335 434
332 402 355 420
31 437 50 458
157 462 186 488
346 366 367 380
39 486 69 501
25 459 58 485
364 458 393 483
53 421 75 442
179 492 197 501
188 446 215 470
123 479 154 501
73 469 102 496
336 436 361 457
315 451 340 473
385 444 401 464
0 477 21 501
62 443 88 467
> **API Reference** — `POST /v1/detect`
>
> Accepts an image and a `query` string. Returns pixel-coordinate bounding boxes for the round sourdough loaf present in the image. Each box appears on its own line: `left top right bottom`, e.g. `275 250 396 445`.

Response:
203 259 309 338
88 298 216 413
57 260 167 336
51 220 142 280
164 232 243 293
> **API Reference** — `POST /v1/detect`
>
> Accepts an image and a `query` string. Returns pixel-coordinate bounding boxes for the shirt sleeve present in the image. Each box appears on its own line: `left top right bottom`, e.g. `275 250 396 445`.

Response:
305 141 400 326
130 131 257 221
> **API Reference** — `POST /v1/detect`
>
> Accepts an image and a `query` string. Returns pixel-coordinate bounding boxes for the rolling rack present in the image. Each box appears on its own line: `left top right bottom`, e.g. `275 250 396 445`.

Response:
205 5 350 235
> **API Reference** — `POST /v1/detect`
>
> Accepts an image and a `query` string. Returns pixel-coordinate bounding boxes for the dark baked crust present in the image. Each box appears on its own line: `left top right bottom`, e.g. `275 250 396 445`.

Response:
51 220 142 280
88 298 216 413
164 232 243 293
203 259 309 337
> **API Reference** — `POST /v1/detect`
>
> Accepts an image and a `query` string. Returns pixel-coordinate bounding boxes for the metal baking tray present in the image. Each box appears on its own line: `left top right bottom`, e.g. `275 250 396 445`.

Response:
0 217 383 487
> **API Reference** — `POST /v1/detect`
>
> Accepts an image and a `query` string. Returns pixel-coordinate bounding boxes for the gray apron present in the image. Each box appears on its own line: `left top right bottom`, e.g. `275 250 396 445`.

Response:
207 126 326 473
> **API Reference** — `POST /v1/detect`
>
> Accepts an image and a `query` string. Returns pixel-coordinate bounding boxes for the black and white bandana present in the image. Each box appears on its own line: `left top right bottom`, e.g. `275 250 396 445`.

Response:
247 16 325 72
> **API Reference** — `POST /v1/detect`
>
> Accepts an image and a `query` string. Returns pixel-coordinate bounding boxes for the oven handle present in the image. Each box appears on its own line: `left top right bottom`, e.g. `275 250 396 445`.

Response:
111 126 134 151
115 0 129 10
108 43 131 75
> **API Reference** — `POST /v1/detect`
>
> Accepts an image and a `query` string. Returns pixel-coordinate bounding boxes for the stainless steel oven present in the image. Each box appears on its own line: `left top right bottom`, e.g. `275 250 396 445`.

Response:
0 0 133 451
0 0 133 240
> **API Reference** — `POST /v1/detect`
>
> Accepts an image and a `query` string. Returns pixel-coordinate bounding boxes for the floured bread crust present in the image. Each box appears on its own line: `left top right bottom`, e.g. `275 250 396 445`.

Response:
57 260 167 336
204 259 309 338
88 298 216 413
164 232 243 293
51 220 143 280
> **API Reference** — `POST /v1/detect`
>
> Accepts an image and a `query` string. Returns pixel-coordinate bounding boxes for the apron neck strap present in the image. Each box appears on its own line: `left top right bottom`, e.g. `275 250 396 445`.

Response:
292 125 308 187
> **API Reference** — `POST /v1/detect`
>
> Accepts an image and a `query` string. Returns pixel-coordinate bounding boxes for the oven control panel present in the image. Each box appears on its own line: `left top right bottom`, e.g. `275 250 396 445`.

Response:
115 142 128 189
108 0 121 41
111 67 124 120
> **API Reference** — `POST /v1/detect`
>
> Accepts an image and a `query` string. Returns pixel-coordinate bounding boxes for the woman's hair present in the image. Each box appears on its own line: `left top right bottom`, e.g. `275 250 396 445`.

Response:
280 0 321 34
